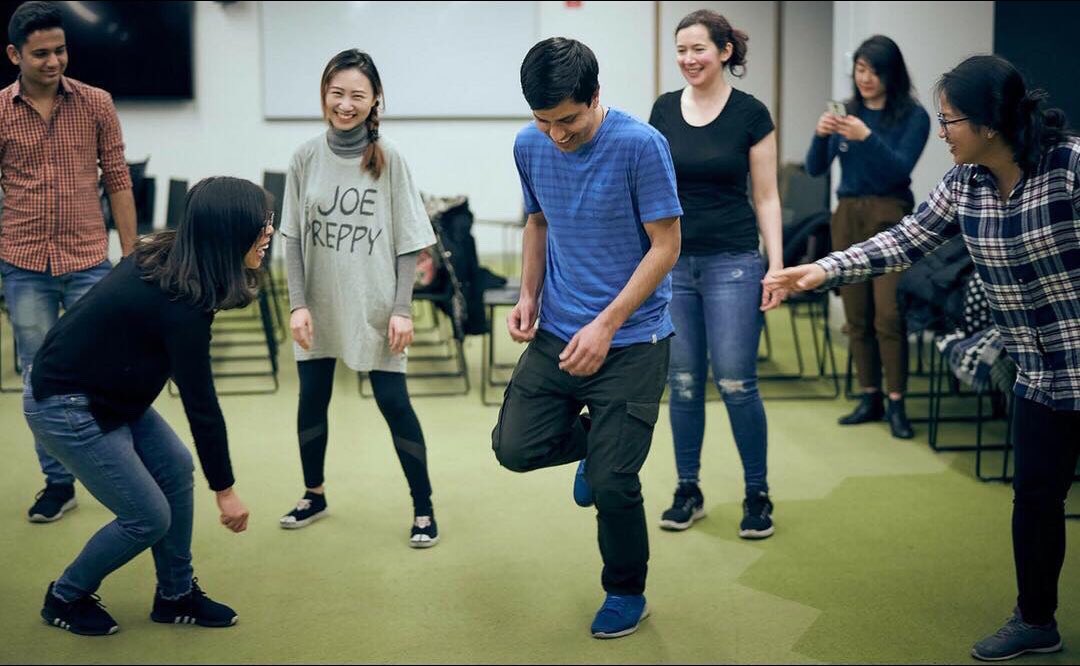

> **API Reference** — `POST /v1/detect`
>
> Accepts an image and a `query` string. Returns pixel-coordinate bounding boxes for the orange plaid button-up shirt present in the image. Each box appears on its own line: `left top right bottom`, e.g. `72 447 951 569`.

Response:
0 76 132 275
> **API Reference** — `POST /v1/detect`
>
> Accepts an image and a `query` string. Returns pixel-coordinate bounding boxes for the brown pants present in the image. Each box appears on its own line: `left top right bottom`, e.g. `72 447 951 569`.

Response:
831 196 912 395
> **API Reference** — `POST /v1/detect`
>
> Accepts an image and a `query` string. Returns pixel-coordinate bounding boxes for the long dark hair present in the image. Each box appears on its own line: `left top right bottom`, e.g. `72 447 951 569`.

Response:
321 49 386 179
935 55 1074 172
136 177 269 312
848 35 916 126
676 10 749 78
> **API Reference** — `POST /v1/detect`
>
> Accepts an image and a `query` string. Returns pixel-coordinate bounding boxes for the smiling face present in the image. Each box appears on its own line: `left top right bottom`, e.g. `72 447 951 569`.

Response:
322 68 376 131
854 57 885 106
531 93 602 153
937 95 982 165
244 218 274 269
7 27 67 90
675 23 731 88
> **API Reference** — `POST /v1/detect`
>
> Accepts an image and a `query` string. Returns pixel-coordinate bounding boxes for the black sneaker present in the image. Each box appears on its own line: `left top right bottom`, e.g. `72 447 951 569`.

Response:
659 482 706 531
279 491 328 529
409 514 439 548
28 483 77 523
739 491 775 539
151 578 237 627
41 582 118 636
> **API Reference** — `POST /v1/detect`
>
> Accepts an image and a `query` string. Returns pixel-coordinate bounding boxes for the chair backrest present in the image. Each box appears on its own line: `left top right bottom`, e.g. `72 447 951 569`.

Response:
262 171 286 223
779 162 829 231
778 163 832 266
165 179 189 230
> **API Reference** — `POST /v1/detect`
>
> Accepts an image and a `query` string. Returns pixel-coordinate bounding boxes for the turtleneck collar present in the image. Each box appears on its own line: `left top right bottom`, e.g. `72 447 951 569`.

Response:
326 123 371 159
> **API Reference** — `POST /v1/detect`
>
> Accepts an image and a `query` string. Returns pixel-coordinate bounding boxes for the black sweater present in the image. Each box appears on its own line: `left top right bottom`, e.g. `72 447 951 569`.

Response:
31 256 234 491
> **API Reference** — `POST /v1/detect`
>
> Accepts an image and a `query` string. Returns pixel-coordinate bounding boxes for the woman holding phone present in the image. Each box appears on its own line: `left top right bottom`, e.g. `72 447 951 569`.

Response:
805 34 930 439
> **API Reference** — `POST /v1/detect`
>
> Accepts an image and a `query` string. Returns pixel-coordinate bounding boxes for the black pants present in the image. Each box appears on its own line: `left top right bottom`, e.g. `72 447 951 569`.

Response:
492 330 670 595
1011 396 1080 625
297 359 433 514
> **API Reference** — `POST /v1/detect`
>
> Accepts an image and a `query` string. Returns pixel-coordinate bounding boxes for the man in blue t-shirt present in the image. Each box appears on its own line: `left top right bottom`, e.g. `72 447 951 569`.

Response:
490 37 682 640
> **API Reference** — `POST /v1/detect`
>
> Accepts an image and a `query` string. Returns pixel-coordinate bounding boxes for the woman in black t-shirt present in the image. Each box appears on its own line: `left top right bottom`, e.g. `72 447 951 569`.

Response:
25 177 272 636
649 10 785 540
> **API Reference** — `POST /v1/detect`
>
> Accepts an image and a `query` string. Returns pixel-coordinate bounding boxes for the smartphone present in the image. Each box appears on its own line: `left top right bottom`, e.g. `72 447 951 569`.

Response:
827 100 847 117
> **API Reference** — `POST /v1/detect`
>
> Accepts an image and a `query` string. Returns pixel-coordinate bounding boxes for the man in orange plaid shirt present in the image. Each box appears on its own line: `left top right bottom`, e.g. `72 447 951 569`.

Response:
1 1 136 523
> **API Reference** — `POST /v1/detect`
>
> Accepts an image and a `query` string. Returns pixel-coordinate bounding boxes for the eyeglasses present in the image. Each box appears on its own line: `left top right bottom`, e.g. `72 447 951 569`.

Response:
262 211 275 233
937 113 969 136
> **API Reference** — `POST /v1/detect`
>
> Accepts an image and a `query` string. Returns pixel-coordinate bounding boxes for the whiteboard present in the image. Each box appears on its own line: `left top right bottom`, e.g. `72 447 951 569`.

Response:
260 1 539 119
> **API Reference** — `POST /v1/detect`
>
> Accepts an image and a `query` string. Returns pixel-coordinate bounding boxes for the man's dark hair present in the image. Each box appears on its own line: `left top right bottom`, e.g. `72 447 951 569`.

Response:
8 1 63 51
520 37 599 111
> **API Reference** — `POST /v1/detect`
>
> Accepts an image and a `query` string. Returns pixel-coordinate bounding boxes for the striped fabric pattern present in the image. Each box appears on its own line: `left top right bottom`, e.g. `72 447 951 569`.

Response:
817 139 1080 410
514 108 683 347
0 76 131 275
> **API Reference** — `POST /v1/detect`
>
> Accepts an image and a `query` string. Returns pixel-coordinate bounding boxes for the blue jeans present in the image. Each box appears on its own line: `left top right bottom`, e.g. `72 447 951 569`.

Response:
1 259 112 486
667 252 768 494
22 386 196 602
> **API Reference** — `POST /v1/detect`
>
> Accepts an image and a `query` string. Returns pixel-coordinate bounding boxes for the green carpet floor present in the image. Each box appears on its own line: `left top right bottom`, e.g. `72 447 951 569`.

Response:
0 305 1077 664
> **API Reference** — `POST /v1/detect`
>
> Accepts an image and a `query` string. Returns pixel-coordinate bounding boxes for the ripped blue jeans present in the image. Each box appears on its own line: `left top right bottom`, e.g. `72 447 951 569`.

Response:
667 251 768 494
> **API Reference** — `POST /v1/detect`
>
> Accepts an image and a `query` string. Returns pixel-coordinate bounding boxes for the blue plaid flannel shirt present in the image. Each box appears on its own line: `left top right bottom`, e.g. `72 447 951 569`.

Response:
817 139 1080 411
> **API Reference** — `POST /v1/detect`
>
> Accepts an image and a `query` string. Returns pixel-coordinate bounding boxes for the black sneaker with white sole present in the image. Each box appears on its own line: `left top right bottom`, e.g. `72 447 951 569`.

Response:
410 514 439 548
41 582 118 636
28 483 77 523
151 578 237 627
279 491 328 529
659 482 706 531
739 490 775 539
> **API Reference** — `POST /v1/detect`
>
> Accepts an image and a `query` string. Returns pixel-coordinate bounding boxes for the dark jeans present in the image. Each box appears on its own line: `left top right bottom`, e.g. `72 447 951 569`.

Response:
1011 396 1080 625
668 251 768 493
1 259 112 485
492 329 670 596
831 197 911 395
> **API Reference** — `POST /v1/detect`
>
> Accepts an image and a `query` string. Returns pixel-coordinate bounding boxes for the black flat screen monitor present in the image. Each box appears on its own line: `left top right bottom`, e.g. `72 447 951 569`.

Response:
2 1 194 100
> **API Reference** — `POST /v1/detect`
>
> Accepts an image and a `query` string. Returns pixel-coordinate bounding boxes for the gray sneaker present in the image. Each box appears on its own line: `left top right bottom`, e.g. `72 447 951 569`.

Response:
971 611 1062 661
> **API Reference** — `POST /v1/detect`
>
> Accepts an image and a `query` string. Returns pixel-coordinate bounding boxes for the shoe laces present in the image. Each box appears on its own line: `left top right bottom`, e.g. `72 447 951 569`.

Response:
744 493 772 518
294 499 312 512
414 516 432 529
601 595 633 614
991 615 1029 638
72 592 107 612
37 484 71 502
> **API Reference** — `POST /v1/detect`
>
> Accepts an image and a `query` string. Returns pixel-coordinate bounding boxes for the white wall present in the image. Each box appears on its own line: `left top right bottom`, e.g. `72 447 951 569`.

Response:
115 0 654 258
111 1 990 259
780 1 832 164
832 1 994 203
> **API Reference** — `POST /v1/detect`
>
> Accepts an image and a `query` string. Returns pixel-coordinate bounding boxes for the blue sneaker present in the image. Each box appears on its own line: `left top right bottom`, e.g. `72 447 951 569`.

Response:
591 594 649 639
573 459 592 507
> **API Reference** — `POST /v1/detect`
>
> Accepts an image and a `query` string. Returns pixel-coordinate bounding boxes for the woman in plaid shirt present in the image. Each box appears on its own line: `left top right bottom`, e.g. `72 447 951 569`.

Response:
768 55 1078 662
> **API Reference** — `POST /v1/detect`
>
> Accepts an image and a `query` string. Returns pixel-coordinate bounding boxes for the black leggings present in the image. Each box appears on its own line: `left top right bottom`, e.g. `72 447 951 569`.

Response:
1011 396 1080 625
296 358 432 514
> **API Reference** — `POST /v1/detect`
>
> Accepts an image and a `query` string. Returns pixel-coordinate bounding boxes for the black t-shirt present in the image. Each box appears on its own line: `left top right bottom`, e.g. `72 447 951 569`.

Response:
31 255 234 491
649 88 774 255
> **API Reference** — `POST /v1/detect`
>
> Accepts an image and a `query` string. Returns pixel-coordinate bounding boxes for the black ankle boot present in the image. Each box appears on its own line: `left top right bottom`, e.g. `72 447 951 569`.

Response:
838 392 885 425
886 398 915 439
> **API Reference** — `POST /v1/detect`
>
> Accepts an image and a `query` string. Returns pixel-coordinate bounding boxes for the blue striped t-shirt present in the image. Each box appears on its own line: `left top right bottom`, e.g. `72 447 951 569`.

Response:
514 107 683 347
